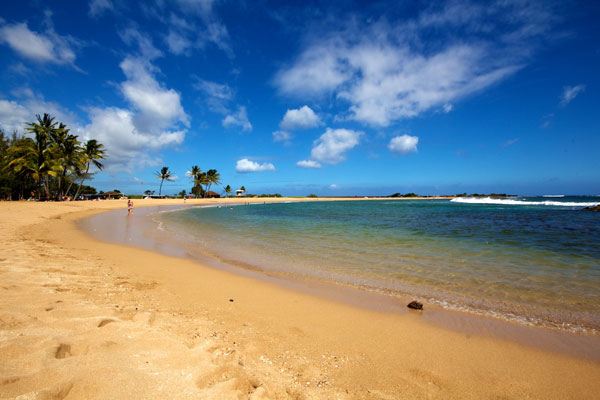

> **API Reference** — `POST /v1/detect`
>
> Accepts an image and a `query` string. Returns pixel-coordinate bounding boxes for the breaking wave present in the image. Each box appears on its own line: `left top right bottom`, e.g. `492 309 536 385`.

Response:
450 197 599 207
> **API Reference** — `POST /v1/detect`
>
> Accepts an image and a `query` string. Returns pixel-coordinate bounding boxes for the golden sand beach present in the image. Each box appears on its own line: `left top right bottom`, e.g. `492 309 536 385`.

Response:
1 198 599 399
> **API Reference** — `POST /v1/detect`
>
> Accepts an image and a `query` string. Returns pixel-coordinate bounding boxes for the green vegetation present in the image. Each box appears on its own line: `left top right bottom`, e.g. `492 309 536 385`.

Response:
307 193 318 198
0 114 105 200
248 193 282 198
188 165 222 198
389 192 419 198
155 166 174 196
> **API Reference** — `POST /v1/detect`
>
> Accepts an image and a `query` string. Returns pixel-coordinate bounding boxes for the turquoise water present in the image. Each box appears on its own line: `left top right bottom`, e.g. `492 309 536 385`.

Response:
158 197 600 333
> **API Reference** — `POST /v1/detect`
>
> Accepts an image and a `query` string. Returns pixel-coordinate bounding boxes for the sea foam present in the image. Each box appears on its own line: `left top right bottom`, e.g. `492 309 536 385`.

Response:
450 197 600 207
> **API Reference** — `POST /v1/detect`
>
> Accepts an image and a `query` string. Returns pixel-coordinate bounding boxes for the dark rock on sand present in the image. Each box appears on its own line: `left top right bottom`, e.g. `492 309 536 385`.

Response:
583 205 600 211
407 301 423 310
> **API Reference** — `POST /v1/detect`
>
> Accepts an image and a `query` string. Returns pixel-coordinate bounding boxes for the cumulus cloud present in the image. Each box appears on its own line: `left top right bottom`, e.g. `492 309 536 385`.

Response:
275 41 350 96
0 91 79 134
1 56 187 171
0 99 35 134
80 57 189 170
82 107 184 170
296 159 321 169
235 158 275 173
0 22 77 66
275 1 554 127
89 57 190 169
223 106 252 132
280 105 321 130
308 128 362 165
388 134 419 154
560 85 585 106
119 57 189 132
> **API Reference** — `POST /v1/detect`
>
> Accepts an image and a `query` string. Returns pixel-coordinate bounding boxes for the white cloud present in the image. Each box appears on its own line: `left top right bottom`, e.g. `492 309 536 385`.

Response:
0 22 76 65
165 30 192 55
89 0 114 17
148 0 232 57
280 105 321 130
78 57 188 170
119 27 162 60
388 134 419 154
119 57 189 132
235 158 275 173
273 130 292 144
275 2 553 127
0 99 32 134
0 57 187 172
193 78 234 113
296 159 321 169
82 107 184 170
0 92 79 134
275 41 350 96
329 184 338 189
223 106 252 132
310 128 362 165
84 56 190 169
560 85 585 106
442 103 454 113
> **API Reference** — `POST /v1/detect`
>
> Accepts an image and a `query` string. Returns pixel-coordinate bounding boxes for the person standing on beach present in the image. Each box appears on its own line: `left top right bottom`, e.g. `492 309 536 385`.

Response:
127 199 133 215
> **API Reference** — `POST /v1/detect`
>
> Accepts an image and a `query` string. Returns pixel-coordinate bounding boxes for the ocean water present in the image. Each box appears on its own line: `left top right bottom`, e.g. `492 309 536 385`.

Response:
157 197 600 333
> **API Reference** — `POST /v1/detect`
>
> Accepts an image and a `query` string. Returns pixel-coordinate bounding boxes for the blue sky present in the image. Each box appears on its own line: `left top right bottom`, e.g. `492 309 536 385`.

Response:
0 0 599 195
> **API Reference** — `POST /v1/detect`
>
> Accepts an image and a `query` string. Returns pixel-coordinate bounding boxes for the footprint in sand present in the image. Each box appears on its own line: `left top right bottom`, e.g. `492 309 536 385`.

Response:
55 343 72 359
97 319 115 328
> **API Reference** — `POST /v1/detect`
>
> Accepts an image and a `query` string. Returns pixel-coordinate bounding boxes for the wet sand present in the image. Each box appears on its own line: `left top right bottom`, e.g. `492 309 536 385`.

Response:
1 198 599 399
81 203 600 362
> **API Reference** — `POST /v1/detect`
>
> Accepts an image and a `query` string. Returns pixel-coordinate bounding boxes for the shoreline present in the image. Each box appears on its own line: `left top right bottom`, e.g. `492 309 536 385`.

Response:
1 198 599 399
79 201 600 362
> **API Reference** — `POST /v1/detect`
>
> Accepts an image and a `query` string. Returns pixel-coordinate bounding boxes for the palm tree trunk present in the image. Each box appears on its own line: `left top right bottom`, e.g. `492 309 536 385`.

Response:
74 163 90 200
159 179 164 196
59 168 69 200
65 180 75 198
43 177 50 200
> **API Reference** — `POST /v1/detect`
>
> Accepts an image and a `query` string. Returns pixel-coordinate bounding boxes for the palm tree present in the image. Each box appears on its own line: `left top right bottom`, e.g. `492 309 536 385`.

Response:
73 139 105 200
205 169 221 196
25 114 58 199
198 171 209 197
4 114 107 201
7 114 65 199
155 166 173 196
187 165 203 197
7 138 41 197
48 124 82 199
224 184 231 197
